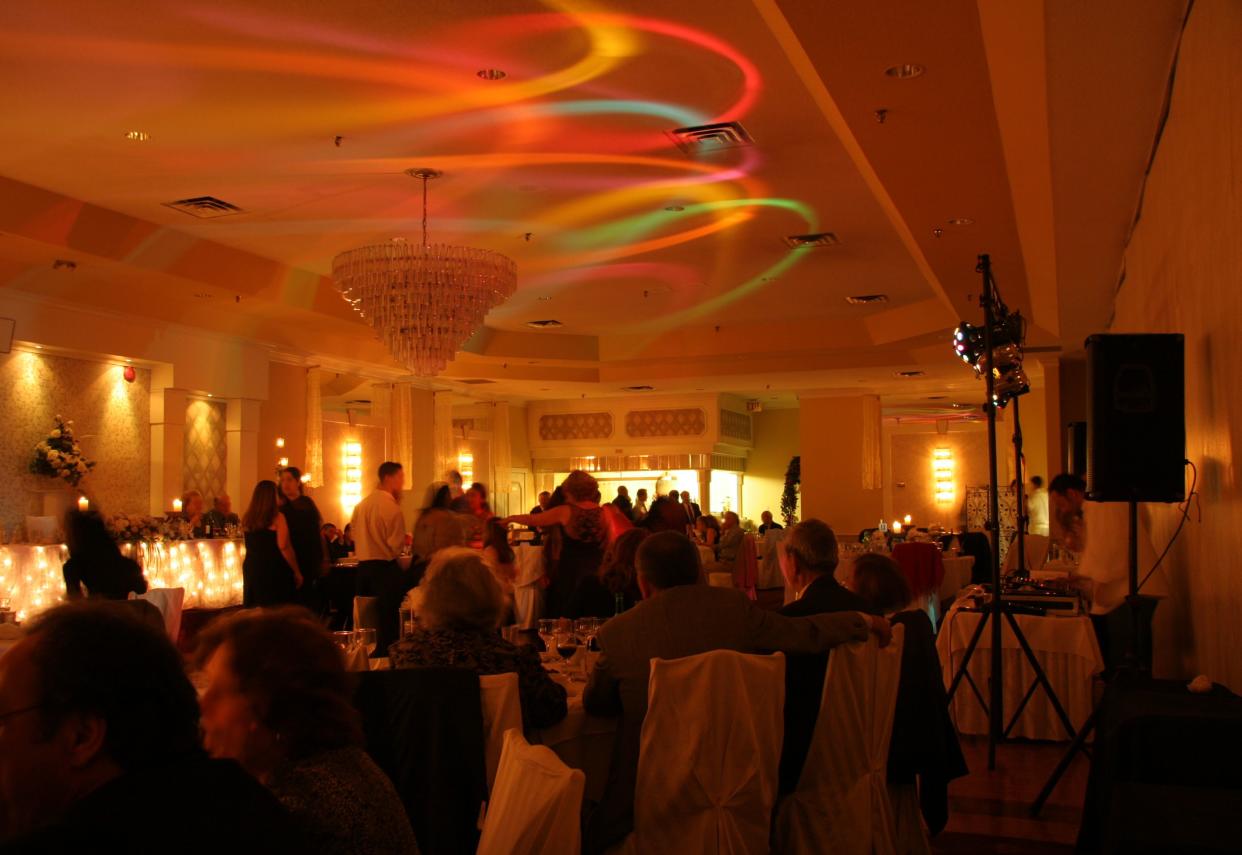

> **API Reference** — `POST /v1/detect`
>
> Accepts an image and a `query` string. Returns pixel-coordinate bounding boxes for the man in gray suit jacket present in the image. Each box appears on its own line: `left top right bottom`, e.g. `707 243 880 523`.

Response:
582 532 890 852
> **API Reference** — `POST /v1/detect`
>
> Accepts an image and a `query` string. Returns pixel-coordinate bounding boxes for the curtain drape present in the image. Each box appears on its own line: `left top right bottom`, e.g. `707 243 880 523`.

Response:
433 391 455 482
305 368 324 487
391 384 415 474
861 394 882 491
492 401 511 517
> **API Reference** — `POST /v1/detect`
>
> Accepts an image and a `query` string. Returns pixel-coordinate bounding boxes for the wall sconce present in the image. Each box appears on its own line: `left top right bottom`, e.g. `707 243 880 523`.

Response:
277 457 289 468
457 450 474 483
342 441 363 516
933 447 956 503
275 437 286 449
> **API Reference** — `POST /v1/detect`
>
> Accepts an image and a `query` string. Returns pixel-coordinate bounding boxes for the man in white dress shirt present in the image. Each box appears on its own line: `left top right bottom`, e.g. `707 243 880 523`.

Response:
1027 475 1050 537
350 461 408 653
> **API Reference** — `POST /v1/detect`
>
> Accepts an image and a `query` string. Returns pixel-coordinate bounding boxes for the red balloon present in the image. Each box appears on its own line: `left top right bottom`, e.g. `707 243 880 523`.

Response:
123 365 136 383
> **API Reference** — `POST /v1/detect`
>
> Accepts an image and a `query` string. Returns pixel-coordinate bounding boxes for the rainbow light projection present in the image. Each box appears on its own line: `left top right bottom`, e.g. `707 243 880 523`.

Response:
0 0 828 344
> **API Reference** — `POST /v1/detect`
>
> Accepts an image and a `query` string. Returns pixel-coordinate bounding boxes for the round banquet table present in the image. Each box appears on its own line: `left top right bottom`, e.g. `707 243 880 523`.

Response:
936 598 1104 741
534 668 617 803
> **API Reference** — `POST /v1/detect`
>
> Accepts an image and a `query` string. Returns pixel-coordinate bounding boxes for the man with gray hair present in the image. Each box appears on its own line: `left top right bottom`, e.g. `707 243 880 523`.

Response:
584 531 888 850
777 519 877 794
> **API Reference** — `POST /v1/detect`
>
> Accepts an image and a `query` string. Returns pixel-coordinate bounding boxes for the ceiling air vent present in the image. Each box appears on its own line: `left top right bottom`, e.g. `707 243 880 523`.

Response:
622 385 655 392
163 196 244 219
846 293 888 305
668 121 754 155
784 232 839 249
896 370 926 378
526 319 563 329
457 379 496 385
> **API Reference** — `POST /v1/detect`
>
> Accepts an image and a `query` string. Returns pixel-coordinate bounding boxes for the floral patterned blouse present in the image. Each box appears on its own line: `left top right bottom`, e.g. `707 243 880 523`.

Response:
387 627 568 730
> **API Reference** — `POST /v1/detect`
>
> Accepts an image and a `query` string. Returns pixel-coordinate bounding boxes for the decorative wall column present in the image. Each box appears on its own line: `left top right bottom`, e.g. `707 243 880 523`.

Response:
305 368 324 488
798 394 884 533
225 399 262 506
149 384 187 515
433 391 455 482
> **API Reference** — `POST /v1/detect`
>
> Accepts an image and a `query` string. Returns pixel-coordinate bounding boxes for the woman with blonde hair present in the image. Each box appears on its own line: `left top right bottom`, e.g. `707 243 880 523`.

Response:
389 549 566 729
504 470 625 618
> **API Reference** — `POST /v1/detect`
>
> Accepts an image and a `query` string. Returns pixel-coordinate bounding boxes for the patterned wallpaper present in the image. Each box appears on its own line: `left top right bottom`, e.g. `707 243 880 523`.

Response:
625 408 706 438
184 398 227 500
0 351 151 530
538 412 613 441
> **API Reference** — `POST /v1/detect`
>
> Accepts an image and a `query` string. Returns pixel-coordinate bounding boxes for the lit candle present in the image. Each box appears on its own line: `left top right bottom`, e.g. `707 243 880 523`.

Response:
903 514 912 525
172 498 183 513
892 520 903 534
77 496 89 512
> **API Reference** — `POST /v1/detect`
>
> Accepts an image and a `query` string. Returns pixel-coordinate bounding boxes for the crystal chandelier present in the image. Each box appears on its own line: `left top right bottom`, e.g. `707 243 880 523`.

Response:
332 168 517 376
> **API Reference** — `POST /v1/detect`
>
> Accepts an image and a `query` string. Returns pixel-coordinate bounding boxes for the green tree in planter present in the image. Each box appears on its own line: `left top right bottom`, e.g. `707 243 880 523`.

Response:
781 456 800 528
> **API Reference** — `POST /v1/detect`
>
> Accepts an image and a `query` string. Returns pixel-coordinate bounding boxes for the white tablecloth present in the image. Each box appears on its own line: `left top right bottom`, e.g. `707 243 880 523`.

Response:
534 670 616 803
513 545 545 629
0 538 245 621
936 600 1103 741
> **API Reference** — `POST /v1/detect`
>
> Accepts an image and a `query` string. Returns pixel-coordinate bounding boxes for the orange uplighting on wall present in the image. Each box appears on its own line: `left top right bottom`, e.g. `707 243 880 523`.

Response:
457 450 474 483
341 441 363 517
933 447 956 504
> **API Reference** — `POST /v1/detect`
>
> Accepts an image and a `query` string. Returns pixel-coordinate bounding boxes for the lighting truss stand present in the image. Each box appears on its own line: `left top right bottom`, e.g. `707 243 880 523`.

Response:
945 254 1076 771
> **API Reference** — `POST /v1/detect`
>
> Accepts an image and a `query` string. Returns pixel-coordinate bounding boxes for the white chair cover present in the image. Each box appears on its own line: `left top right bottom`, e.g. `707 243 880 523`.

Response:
137 587 184 642
623 650 785 854
774 626 906 855
353 595 381 631
477 728 585 855
479 672 523 793
888 782 932 855
758 529 786 589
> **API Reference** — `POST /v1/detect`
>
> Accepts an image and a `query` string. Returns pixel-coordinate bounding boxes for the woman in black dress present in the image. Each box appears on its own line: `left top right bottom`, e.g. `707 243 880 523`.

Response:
505 470 614 618
241 480 302 608
63 510 147 600
278 467 326 612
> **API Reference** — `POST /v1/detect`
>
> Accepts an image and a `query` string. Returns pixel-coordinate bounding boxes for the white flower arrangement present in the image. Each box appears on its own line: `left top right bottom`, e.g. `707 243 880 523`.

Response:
29 415 95 488
105 513 191 543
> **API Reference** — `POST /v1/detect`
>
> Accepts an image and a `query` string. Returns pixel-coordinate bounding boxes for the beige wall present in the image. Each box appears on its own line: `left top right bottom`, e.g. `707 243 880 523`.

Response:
742 408 799 523
799 395 883 533
319 418 387 529
1107 0 1241 688
257 361 308 485
884 422 989 529
0 350 151 527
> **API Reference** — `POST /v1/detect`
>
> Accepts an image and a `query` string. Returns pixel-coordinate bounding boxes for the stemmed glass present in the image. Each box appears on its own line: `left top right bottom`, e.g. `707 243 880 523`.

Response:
537 619 557 662
332 631 355 652
575 618 600 653
357 627 377 658
554 629 580 672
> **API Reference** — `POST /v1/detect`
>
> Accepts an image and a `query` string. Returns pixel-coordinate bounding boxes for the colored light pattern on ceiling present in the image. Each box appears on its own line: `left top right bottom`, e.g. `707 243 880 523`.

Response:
0 0 826 345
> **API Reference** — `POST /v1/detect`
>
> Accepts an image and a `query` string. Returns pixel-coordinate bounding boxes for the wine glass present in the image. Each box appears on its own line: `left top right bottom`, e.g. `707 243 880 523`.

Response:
357 627 377 657
332 631 354 652
537 619 557 661
554 629 579 671
575 617 600 652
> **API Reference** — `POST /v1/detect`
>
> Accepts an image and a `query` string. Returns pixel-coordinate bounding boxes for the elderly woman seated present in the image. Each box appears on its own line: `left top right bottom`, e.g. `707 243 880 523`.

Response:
388 548 568 730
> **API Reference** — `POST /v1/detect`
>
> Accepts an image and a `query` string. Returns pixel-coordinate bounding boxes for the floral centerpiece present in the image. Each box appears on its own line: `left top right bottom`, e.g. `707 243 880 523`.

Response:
29 416 95 488
106 514 191 543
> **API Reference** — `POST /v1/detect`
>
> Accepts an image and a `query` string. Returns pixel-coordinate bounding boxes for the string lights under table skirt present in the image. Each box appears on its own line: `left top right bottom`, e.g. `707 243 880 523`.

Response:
0 538 246 622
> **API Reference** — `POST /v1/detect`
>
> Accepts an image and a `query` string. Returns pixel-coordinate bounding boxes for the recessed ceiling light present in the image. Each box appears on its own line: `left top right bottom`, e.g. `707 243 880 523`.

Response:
896 370 926 378
526 319 563 329
34 344 43 350
206 393 213 398
948 217 974 226
193 292 213 299
536 296 552 302
477 68 507 81
926 395 947 400
124 130 150 142
783 232 839 249
622 385 655 392
51 259 76 271
846 294 889 305
664 205 685 212
885 63 926 79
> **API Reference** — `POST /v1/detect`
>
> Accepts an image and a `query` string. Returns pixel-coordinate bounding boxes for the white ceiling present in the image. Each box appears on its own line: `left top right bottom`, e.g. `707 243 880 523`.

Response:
0 0 1187 407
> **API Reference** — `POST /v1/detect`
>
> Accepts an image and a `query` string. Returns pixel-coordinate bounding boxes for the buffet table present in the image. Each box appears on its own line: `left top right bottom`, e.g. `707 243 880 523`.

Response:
937 598 1104 741
0 539 246 621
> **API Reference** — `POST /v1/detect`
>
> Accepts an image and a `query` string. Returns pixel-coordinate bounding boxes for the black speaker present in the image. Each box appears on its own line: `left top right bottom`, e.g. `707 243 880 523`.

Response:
1086 333 1185 502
